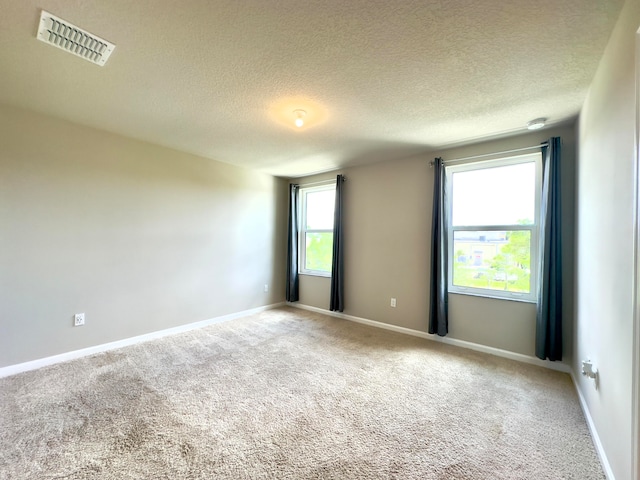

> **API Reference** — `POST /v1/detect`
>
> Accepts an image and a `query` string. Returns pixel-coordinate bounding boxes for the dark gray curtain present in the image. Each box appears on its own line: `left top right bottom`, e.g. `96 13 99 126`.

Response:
535 137 563 361
330 175 345 312
429 158 448 336
285 184 299 302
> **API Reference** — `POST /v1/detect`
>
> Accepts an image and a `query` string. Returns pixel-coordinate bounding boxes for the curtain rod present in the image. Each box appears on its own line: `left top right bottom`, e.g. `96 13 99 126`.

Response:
430 143 548 167
292 177 346 187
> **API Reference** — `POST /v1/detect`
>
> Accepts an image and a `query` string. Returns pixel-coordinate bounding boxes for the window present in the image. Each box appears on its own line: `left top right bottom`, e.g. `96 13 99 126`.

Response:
299 183 335 276
446 153 541 302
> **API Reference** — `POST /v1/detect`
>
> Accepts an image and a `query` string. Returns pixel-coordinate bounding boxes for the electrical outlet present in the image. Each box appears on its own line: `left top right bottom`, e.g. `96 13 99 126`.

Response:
264 284 269 293
390 298 397 308
74 313 85 326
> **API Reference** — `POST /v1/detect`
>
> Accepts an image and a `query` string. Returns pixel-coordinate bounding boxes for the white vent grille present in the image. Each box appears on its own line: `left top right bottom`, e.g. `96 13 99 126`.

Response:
36 10 115 66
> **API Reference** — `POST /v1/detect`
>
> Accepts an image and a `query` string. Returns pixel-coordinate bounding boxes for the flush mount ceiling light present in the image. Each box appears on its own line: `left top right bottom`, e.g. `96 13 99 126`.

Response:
527 118 547 130
36 10 116 66
293 109 306 128
269 98 328 130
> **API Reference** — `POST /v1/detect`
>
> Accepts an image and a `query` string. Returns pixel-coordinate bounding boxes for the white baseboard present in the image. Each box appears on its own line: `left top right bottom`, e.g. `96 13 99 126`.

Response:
0 302 285 379
288 302 571 373
570 372 615 480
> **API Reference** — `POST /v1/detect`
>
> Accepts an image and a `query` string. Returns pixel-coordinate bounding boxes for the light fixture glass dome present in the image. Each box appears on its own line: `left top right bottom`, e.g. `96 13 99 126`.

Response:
293 109 306 128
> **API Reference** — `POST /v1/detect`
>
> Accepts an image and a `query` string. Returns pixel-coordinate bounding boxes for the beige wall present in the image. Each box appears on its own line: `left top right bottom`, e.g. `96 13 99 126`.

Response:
296 124 575 359
0 104 287 368
575 0 640 478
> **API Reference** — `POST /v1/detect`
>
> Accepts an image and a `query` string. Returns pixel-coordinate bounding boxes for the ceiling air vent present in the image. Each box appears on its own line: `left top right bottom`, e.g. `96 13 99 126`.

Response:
36 10 115 66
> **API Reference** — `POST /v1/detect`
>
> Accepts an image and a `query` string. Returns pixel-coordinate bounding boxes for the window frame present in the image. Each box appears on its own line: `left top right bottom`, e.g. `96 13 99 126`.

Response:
445 152 542 302
298 182 336 277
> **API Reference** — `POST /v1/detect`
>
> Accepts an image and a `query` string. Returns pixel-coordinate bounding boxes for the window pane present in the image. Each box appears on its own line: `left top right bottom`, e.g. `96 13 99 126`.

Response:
452 230 531 293
306 190 335 229
305 232 333 272
452 162 535 226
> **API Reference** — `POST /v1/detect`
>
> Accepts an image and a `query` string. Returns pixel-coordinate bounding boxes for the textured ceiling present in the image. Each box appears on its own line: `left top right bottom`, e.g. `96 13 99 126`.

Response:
0 0 624 177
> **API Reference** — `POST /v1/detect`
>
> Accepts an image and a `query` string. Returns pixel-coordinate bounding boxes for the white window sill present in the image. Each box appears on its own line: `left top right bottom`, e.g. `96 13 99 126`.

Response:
299 272 331 278
448 290 536 304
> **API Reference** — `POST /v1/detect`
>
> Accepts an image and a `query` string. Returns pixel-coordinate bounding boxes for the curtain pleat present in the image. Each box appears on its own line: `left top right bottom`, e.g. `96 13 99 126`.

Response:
429 158 448 336
330 175 345 312
285 184 299 302
535 137 563 361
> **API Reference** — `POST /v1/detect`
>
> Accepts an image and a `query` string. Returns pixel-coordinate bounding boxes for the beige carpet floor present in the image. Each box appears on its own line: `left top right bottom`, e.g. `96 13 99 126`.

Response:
0 307 604 479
